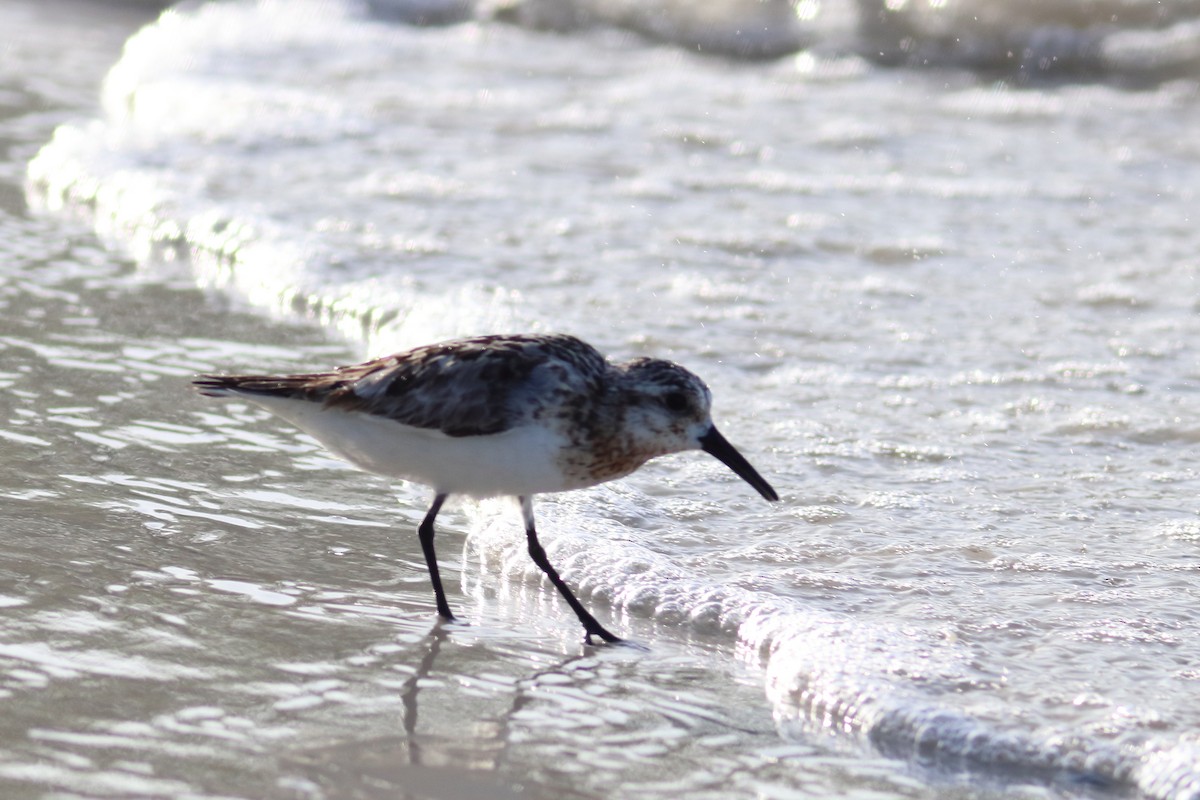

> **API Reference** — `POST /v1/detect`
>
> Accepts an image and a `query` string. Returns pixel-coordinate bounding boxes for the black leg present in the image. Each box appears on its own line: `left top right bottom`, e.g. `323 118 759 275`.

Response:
519 496 621 645
418 493 454 621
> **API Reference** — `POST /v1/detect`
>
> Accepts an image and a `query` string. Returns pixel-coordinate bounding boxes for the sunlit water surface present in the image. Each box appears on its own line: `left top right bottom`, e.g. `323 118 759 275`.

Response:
6 0 1200 798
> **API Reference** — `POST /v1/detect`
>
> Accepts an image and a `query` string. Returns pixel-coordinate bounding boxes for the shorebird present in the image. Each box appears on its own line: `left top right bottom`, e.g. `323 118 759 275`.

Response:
194 333 778 644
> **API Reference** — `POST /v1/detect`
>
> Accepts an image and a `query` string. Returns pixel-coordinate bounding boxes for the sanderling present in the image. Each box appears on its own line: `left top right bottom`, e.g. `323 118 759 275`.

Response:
194 333 778 644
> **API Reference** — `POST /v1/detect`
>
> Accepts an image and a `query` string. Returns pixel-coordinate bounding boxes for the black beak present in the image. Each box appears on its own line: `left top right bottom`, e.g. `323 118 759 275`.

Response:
698 426 779 502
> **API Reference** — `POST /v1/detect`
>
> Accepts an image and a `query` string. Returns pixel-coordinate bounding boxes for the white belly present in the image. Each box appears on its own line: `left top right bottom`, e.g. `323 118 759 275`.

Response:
247 395 575 497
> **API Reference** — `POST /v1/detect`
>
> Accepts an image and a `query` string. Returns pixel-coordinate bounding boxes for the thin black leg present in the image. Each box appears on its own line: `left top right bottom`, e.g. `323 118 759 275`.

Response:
418 493 454 621
519 496 621 645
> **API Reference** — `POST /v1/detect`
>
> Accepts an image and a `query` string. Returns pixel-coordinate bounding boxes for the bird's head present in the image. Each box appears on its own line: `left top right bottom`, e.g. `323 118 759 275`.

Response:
619 358 778 502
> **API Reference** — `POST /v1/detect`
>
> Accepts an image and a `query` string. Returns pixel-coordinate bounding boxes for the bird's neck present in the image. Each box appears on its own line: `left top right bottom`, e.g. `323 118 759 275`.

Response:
554 385 654 488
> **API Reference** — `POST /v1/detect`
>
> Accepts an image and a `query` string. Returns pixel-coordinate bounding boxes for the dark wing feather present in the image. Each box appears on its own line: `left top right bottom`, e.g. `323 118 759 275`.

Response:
193 333 609 438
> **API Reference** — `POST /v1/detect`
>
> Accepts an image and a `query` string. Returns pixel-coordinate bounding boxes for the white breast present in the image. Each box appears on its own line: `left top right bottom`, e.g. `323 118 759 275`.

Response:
244 395 577 497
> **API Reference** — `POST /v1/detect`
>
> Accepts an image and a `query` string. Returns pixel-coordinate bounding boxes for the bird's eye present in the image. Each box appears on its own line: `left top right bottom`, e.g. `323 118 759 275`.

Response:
663 391 688 412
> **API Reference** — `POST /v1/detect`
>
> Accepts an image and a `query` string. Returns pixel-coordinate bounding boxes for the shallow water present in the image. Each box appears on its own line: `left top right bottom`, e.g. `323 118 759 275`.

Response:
8 0 1200 798
0 246 975 800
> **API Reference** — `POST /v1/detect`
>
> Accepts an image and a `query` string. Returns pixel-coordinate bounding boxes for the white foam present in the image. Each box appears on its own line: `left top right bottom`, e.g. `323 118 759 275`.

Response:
460 487 1200 794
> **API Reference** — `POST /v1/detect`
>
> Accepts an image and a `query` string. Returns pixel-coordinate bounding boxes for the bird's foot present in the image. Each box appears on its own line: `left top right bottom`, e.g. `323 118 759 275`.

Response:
434 608 464 628
583 626 624 646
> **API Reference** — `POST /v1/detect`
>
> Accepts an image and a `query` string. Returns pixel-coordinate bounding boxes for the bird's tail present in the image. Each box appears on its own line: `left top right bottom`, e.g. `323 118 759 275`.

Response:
192 373 335 402
193 375 252 398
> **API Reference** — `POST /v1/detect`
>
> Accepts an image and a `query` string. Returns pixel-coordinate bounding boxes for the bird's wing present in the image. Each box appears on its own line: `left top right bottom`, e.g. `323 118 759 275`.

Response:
193 334 607 438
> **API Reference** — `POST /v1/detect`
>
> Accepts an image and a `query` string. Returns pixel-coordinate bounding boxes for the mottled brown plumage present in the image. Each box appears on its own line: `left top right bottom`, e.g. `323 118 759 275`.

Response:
196 333 608 438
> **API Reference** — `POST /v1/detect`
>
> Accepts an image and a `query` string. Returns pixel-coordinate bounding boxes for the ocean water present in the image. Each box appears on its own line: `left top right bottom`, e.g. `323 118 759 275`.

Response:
7 0 1200 797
